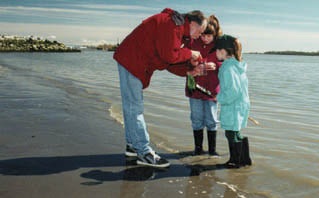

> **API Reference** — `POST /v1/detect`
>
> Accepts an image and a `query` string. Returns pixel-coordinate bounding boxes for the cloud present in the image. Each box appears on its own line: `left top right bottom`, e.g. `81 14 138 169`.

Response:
48 35 56 39
0 6 93 14
0 6 151 20
225 24 319 39
223 24 319 52
1 2 318 52
224 8 319 27
2 21 319 52
0 22 132 45
265 20 318 26
73 4 159 11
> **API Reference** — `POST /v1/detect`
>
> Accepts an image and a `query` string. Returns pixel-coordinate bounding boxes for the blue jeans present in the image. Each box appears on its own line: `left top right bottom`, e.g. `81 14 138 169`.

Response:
189 98 219 131
117 64 151 156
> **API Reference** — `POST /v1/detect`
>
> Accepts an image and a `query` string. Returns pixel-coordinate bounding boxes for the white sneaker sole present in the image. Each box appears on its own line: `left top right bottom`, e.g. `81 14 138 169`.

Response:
125 151 138 157
136 160 170 168
209 155 221 158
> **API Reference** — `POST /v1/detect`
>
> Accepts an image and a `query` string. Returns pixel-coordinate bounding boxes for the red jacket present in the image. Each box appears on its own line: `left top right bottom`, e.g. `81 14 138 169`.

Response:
113 8 192 89
185 39 222 101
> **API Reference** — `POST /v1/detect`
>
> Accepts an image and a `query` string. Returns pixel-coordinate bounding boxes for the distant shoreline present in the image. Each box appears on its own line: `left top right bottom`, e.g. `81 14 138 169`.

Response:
0 35 120 53
1 35 317 55
247 51 319 56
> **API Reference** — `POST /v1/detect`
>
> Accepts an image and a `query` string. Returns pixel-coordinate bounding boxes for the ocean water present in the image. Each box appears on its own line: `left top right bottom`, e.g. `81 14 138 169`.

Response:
1 51 318 197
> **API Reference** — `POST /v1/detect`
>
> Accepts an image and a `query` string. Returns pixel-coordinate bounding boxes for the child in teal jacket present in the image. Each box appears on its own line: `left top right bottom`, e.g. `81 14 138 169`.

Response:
214 34 252 168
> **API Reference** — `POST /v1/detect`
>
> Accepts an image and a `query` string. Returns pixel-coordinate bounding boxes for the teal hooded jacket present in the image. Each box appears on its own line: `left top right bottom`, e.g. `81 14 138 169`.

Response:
217 57 250 131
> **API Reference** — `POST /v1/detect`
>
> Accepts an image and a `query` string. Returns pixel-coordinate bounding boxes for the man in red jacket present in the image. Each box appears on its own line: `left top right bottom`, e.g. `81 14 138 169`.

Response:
114 8 207 168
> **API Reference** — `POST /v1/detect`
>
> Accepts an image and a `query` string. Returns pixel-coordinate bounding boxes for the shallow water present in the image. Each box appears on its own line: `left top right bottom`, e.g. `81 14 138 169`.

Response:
1 51 318 197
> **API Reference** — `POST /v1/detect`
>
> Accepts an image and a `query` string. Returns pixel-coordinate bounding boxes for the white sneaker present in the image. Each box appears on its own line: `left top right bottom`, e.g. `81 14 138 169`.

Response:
137 151 170 168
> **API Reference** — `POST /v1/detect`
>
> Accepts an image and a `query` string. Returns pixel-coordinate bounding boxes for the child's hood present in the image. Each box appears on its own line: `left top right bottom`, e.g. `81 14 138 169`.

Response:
226 57 247 74
236 60 247 74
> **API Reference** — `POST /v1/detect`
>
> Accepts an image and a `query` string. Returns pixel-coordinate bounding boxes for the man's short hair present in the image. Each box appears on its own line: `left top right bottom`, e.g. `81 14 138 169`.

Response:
184 10 205 25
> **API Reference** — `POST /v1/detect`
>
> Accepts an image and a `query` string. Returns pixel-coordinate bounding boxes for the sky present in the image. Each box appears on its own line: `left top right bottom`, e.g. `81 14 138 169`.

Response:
1 0 318 52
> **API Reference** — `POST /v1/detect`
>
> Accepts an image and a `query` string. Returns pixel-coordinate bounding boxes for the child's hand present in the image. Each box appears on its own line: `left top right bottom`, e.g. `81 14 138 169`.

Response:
187 67 201 76
205 62 216 70
212 95 217 101
190 58 199 66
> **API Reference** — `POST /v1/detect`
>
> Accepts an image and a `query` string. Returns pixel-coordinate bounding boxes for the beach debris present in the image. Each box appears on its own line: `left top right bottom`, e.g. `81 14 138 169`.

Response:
248 116 260 125
155 142 179 153
217 182 237 192
178 191 183 194
238 194 246 198
217 182 247 198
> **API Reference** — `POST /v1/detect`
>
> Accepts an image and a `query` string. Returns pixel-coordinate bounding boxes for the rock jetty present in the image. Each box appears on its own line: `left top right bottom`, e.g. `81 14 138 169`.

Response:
0 35 81 52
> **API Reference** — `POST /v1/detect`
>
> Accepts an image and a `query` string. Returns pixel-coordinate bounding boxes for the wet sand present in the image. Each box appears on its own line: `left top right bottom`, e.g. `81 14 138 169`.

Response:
2 52 319 197
0 85 258 198
0 60 274 198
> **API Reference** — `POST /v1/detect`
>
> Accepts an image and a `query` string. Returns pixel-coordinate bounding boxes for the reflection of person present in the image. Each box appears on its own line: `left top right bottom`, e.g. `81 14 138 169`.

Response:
113 8 207 168
214 35 252 168
185 15 223 157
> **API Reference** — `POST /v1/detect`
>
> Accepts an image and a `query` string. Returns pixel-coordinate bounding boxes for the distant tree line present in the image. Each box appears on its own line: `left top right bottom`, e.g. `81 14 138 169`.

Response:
264 51 319 56
96 43 119 51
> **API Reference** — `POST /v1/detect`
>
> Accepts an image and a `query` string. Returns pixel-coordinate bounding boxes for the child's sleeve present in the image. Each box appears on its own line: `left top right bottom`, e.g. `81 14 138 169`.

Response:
217 68 241 105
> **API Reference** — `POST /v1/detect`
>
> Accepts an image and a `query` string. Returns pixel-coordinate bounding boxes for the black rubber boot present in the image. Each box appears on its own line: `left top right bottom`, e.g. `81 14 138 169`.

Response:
207 130 219 157
225 140 234 164
224 141 242 169
240 137 252 166
223 142 238 168
193 129 203 155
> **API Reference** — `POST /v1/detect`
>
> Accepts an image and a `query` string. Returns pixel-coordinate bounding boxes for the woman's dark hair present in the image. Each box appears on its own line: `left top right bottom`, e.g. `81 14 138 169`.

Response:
184 10 206 25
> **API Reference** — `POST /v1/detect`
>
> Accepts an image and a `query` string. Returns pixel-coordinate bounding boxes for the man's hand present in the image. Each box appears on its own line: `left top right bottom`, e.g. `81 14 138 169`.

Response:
191 50 202 60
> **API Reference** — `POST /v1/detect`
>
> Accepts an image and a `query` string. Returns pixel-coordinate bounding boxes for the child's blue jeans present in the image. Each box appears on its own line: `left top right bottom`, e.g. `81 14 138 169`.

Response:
189 98 219 131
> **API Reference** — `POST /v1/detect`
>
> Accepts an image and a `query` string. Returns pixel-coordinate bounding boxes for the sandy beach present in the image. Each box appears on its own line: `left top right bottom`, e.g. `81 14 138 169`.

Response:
1 51 319 198
0 62 229 198
0 58 262 197
0 89 248 198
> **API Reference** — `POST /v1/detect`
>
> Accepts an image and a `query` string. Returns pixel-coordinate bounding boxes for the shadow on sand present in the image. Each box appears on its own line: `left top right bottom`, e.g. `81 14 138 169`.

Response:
0 153 226 182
